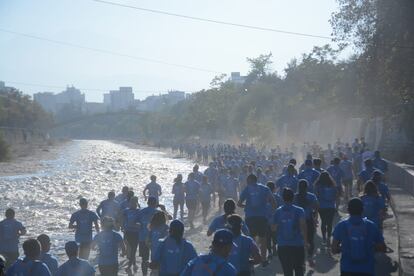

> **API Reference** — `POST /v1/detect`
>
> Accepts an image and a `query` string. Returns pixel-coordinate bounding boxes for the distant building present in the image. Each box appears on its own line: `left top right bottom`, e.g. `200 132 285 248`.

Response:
137 90 186 111
33 92 56 113
107 87 135 111
230 72 246 85
83 102 106 115
0 81 14 93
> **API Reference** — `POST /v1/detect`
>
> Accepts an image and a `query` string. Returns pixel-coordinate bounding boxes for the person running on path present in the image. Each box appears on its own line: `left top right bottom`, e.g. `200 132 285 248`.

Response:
265 182 282 258
332 198 386 276
6 239 51 276
119 190 136 211
137 196 159 275
340 155 354 203
181 229 237 276
360 181 386 231
372 150 388 174
0 208 26 268
238 174 276 266
148 211 169 274
143 175 162 203
371 170 391 205
69 198 100 260
150 220 197 276
277 164 299 193
115 186 129 204
122 196 140 272
92 216 126 276
294 180 319 267
227 214 261 276
37 234 58 276
172 174 185 220
315 171 338 247
357 159 376 193
96 191 121 224
207 199 250 236
327 157 345 210
199 175 213 223
298 159 320 193
56 241 95 276
184 173 201 229
272 188 308 276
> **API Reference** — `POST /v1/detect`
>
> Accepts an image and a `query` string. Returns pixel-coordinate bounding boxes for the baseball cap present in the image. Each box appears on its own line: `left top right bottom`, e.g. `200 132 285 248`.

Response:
213 229 234 246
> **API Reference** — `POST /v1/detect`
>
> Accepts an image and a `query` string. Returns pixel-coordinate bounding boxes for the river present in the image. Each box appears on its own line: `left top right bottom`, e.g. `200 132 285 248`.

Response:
0 140 204 261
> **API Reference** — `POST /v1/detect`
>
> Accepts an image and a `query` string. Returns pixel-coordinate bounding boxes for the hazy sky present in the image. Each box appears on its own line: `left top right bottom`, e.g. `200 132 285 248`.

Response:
0 0 344 102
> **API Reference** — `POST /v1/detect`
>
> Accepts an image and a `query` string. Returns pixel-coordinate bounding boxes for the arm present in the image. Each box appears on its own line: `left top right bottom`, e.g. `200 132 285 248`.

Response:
331 239 341 254
96 204 102 218
69 215 77 230
143 187 148 200
158 185 162 197
250 241 262 265
119 239 127 256
299 217 308 247
269 191 277 210
94 220 100 233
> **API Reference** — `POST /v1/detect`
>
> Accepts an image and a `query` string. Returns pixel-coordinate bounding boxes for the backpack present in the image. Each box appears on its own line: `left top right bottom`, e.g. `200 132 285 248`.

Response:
346 220 368 262
191 255 226 276
279 207 297 241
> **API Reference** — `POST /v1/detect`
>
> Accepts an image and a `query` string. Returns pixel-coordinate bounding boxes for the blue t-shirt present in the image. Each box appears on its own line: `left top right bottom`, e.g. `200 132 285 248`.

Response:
239 184 273 218
0 218 25 253
123 208 140 233
204 167 218 185
70 209 99 243
172 182 185 202
377 182 390 201
340 160 354 181
208 215 250 236
297 168 320 192
184 180 201 201
317 185 337 209
137 207 157 242
96 199 120 219
273 204 305 246
333 216 384 275
40 252 59 275
93 230 123 265
360 195 385 227
6 258 51 276
199 184 213 203
358 167 375 183
327 165 344 187
228 235 258 273
153 237 197 276
293 192 318 220
372 158 388 173
149 224 169 260
56 258 95 276
276 175 298 192
145 182 162 200
181 253 236 276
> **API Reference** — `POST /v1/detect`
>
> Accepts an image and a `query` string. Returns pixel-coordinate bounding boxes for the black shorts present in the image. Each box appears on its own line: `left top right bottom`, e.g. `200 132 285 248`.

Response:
186 199 197 210
246 216 268 238
139 241 150 260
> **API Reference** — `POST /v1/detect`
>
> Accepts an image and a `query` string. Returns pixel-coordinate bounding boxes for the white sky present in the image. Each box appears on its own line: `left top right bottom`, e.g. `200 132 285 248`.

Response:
0 0 344 102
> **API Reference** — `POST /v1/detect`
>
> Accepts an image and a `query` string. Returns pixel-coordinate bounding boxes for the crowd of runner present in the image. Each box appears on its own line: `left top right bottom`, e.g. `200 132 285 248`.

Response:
0 137 391 276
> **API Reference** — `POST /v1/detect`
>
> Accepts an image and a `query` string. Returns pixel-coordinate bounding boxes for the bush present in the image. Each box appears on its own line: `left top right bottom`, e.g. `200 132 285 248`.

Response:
0 134 10 162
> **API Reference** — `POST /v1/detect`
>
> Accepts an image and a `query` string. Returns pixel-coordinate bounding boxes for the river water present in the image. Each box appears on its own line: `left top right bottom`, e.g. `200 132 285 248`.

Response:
0 140 203 261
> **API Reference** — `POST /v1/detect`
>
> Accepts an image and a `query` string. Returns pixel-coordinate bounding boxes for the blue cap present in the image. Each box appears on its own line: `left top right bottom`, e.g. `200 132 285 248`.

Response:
213 229 233 246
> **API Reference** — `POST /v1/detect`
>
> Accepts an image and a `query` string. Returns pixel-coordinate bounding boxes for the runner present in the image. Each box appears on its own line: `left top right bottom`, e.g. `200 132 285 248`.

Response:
327 157 345 210
360 181 386 231
340 154 354 203
372 150 388 174
56 241 95 276
227 214 261 276
238 174 276 266
0 208 26 268
6 239 51 276
315 171 338 247
265 181 281 258
277 164 298 192
184 173 201 229
357 159 376 193
172 174 185 220
115 186 129 204
181 229 237 276
148 211 169 274
272 188 307 276
150 220 197 276
92 216 126 276
122 196 140 272
297 159 320 192
37 234 58 275
69 198 100 260
143 175 162 202
332 198 386 276
371 170 391 205
293 180 319 267
96 191 121 222
199 175 213 223
207 199 250 237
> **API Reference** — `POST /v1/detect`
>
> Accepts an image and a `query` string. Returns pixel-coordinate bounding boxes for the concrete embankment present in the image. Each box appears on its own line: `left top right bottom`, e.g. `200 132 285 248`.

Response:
388 162 414 275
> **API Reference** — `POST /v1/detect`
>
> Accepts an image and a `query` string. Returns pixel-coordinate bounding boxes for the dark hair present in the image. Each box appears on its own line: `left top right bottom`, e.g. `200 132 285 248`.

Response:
169 220 184 244
223 199 236 215
23 239 41 259
79 198 88 207
348 198 364 216
282 188 294 202
371 170 383 183
363 180 380 197
150 211 167 229
37 234 50 251
108 191 115 198
295 180 308 208
227 214 243 236
364 159 373 167
313 158 322 167
5 208 14 219
289 159 297 166
127 190 135 200
64 241 78 258
266 181 275 192
316 171 336 188
246 174 257 185
333 157 341 165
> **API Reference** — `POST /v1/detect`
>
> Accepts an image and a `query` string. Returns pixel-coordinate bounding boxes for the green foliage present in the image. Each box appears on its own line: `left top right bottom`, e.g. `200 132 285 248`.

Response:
0 132 10 162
